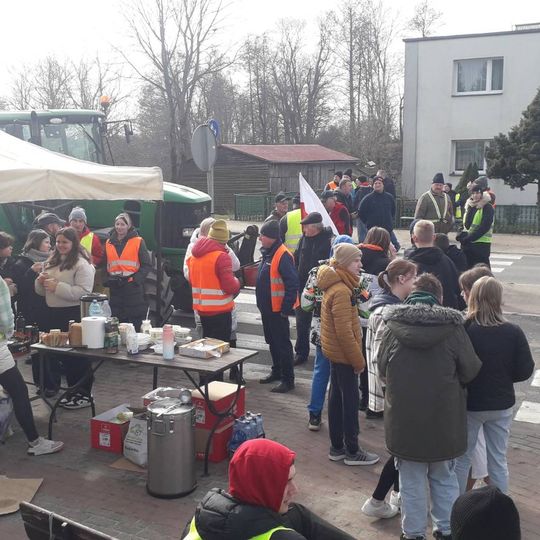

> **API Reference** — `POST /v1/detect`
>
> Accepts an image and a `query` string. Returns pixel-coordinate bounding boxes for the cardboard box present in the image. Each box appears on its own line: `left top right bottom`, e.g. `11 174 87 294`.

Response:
191 381 245 430
91 404 131 454
179 338 230 359
195 421 233 463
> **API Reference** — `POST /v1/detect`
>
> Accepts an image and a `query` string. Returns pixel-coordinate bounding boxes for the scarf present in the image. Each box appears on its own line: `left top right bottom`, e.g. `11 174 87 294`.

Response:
404 291 440 307
22 248 50 263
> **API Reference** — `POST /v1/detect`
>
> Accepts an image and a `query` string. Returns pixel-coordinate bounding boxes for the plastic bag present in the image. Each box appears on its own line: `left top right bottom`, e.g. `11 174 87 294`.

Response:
123 414 147 467
0 386 13 443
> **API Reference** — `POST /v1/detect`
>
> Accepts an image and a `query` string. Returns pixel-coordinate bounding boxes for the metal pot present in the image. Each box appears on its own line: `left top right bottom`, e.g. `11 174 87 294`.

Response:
147 394 196 498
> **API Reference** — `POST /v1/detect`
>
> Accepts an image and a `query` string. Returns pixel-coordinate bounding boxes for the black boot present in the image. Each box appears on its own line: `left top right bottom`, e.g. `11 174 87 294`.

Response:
259 373 281 384
270 381 295 393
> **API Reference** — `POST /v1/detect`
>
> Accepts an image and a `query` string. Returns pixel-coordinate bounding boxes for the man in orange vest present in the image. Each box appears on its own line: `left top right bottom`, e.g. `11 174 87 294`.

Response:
256 220 299 393
68 207 104 266
187 220 240 346
324 171 342 191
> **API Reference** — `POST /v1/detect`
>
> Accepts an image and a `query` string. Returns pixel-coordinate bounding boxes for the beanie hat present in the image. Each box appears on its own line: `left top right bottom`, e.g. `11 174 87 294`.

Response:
260 219 280 240
208 219 229 244
69 207 87 223
330 234 354 257
344 168 353 177
451 486 521 540
333 243 361 268
115 212 132 228
432 172 445 184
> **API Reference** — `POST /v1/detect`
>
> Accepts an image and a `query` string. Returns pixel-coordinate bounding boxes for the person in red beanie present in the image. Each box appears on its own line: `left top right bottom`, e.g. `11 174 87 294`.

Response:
181 438 355 539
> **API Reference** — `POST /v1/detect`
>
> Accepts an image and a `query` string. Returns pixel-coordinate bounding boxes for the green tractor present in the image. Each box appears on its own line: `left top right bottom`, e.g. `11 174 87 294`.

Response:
0 109 211 311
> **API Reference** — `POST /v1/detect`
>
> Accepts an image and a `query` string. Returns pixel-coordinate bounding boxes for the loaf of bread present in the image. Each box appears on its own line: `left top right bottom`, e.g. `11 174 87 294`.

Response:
68 323 83 347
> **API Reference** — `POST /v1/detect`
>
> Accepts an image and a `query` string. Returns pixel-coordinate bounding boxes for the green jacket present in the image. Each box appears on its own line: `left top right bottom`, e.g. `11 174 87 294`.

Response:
378 303 481 462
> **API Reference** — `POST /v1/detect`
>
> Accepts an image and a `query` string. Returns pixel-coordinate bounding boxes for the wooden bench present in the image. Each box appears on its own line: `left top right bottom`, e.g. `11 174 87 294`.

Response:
19 502 117 540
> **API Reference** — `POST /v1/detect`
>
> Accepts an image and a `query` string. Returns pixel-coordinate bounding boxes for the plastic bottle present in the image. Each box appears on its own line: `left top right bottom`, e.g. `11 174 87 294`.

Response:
126 325 139 355
89 299 103 317
162 324 175 360
101 300 112 318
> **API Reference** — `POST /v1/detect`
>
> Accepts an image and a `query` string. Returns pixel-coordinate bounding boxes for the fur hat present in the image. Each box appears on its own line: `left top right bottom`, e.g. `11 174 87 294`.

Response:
451 486 521 540
68 207 87 223
260 219 280 240
333 243 361 268
208 219 229 244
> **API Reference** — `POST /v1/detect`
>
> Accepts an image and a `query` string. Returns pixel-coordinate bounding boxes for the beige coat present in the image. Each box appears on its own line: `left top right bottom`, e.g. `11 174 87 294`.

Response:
317 263 365 372
35 257 95 308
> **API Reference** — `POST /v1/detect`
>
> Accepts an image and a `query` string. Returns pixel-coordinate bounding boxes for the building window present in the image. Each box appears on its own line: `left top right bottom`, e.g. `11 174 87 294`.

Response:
454 58 503 94
453 140 490 172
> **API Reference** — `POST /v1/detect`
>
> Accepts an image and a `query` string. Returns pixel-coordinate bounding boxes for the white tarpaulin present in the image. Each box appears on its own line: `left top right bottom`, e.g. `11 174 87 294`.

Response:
0 130 163 203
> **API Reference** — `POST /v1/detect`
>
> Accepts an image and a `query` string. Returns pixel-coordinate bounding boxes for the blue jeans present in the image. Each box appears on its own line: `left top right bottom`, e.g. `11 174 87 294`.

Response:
307 346 330 415
390 230 401 251
455 408 513 494
356 219 368 243
396 458 459 538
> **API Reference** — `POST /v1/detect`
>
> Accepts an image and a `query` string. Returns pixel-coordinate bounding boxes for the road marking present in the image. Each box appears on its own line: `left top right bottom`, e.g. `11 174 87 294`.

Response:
491 261 513 266
491 268 504 273
491 254 523 260
236 292 257 305
514 401 540 424
532 370 540 388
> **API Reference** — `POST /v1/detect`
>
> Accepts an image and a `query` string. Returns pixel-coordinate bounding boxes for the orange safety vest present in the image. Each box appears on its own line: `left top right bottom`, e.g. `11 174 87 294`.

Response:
270 244 300 313
326 180 338 191
105 237 142 276
187 251 234 314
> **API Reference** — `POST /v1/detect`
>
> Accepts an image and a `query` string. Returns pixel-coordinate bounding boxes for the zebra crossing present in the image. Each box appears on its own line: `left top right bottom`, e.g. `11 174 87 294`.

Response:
490 253 523 274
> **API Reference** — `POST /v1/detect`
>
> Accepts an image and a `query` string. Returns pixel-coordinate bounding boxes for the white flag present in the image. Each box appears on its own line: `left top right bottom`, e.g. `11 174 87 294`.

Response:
299 173 338 236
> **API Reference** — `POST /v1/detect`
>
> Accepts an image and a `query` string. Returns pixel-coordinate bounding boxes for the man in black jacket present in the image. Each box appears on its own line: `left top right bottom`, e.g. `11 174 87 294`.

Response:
358 177 396 239
405 220 462 309
293 212 333 366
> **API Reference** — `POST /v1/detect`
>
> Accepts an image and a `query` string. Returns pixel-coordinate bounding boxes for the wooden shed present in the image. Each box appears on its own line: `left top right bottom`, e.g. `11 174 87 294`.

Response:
179 144 359 214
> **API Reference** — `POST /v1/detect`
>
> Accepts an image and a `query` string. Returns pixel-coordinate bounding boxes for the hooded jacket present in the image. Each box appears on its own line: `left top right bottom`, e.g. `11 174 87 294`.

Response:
378 303 481 462
190 237 241 315
182 440 305 540
358 244 390 276
317 263 364 372
405 246 462 309
461 192 494 244
294 228 333 290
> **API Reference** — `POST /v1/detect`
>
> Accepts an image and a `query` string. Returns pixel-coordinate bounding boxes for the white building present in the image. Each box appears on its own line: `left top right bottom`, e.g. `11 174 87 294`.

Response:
402 26 540 205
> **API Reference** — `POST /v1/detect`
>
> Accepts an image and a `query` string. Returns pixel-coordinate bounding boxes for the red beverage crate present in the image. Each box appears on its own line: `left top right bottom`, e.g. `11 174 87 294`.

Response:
191 381 245 430
91 404 131 454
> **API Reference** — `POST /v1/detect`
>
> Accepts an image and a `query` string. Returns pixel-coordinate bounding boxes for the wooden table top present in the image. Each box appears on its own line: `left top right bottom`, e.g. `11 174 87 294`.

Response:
31 344 258 374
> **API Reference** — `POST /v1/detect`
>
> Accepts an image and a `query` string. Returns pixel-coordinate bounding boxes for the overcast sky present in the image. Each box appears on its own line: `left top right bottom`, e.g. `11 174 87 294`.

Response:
1 0 540 98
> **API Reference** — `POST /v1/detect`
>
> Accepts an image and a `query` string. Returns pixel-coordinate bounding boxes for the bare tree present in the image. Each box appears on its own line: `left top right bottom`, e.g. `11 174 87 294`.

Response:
32 56 72 109
408 0 443 37
8 66 35 109
122 0 231 181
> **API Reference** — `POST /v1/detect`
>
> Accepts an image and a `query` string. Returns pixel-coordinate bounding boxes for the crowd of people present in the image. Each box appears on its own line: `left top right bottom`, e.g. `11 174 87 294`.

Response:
0 208 151 455
0 168 532 539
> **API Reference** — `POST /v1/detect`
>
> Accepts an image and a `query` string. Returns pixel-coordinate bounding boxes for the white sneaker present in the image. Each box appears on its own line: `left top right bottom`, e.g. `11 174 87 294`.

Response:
28 437 64 456
361 497 399 519
389 490 401 510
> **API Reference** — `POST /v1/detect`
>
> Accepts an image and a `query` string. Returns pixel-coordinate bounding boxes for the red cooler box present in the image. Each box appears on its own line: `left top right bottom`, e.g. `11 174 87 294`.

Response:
91 404 131 454
195 421 234 463
191 381 245 429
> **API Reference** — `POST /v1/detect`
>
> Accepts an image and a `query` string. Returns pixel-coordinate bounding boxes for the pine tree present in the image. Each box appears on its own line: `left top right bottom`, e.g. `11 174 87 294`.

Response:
455 162 479 200
486 88 540 206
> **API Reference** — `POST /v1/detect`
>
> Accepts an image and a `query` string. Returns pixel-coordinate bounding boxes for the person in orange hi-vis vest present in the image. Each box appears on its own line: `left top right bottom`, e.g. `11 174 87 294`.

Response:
187 219 240 345
105 213 151 331
255 220 299 394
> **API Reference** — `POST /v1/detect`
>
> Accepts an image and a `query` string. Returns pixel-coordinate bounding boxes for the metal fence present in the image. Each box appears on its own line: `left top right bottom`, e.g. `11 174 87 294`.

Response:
234 192 540 235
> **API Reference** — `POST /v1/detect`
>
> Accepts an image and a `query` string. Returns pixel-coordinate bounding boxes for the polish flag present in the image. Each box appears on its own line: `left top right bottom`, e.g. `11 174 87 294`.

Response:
299 172 338 235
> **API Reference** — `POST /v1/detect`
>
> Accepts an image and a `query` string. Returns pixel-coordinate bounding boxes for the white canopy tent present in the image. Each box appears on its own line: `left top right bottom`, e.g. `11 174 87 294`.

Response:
0 130 163 203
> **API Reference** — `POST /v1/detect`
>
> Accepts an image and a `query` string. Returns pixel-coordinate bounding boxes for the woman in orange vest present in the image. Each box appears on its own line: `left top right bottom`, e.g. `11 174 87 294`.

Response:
105 213 151 331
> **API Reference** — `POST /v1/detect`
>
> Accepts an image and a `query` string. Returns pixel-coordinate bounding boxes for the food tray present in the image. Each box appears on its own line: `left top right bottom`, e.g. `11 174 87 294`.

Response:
178 338 230 359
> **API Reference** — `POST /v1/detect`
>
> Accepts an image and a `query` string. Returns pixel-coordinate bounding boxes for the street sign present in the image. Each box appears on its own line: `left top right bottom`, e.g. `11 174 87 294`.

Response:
191 124 217 172
208 119 220 141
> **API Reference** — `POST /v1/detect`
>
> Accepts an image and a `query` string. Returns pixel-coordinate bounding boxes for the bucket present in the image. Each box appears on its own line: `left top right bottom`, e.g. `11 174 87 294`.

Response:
242 262 260 287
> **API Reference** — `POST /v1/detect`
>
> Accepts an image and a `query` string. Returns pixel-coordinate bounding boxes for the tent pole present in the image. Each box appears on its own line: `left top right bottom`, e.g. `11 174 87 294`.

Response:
155 200 163 326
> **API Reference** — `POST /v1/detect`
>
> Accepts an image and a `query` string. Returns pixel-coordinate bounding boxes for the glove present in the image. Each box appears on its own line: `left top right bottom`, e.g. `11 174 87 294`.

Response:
455 231 467 243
